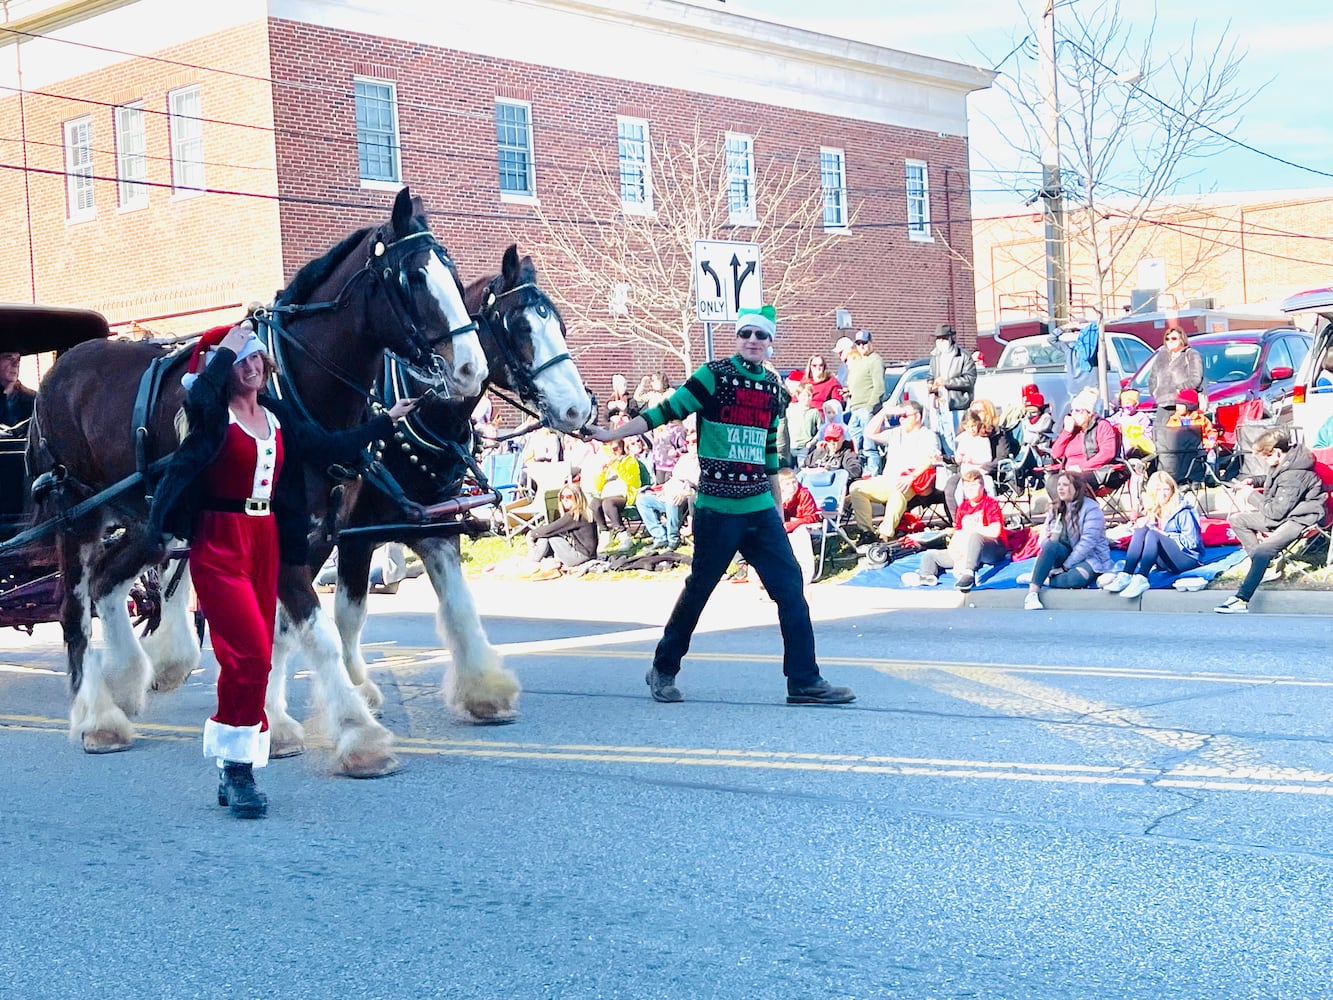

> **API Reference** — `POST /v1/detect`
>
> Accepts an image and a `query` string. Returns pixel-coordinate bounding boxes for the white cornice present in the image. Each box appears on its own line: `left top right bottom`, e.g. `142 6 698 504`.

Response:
268 0 994 136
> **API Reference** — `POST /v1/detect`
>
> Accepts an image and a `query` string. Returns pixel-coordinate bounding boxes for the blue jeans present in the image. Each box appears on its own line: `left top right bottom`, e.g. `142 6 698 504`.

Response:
636 492 684 547
849 406 882 475
652 505 820 687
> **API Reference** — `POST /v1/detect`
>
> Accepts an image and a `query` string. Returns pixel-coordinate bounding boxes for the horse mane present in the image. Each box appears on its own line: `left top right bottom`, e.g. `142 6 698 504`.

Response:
276 227 372 306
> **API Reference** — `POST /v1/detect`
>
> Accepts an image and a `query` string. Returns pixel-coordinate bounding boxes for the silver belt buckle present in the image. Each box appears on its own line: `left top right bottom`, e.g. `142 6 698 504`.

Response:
244 498 270 516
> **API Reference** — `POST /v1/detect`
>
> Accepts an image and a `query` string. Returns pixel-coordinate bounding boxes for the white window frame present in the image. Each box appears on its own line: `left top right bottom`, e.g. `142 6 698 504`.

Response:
114 102 148 211
168 85 205 197
820 146 848 231
905 158 932 242
726 131 756 226
496 98 537 203
353 77 402 189
63 115 95 222
616 116 653 215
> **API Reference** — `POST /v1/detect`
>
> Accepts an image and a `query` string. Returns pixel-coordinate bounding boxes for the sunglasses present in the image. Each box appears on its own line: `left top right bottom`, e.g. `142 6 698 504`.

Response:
1165 336 1182 343
737 329 772 341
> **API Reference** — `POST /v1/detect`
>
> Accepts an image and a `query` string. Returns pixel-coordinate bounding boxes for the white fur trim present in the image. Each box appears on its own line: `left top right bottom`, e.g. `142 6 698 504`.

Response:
203 718 271 768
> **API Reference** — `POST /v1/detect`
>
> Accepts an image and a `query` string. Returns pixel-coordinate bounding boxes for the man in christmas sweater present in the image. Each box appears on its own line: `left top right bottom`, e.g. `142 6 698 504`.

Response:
590 305 855 706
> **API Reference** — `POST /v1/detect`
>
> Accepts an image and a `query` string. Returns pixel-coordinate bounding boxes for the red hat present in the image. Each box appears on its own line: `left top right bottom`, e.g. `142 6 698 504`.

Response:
786 370 804 382
1176 388 1200 408
182 322 264 389
823 422 846 440
1022 384 1046 408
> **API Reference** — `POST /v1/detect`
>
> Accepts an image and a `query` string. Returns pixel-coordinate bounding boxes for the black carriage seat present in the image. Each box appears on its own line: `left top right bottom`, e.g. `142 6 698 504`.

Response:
0 431 28 542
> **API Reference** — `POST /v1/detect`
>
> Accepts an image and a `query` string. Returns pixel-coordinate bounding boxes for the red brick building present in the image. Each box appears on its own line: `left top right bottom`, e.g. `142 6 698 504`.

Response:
1 0 992 388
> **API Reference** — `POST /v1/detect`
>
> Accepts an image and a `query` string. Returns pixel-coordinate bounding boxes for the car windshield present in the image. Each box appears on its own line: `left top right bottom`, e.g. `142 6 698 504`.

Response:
998 342 1065 368
1129 342 1262 393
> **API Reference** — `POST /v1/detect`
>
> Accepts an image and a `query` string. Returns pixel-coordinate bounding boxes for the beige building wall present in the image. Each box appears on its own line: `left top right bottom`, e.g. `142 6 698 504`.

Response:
971 191 1333 330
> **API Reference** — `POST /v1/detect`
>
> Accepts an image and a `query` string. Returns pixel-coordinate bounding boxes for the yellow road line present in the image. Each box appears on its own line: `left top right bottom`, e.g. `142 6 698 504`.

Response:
6 712 1333 796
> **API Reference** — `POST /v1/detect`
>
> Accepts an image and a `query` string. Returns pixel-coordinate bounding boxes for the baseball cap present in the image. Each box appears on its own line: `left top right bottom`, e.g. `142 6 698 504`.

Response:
823 422 846 440
834 336 854 354
853 329 872 344
1176 388 1200 408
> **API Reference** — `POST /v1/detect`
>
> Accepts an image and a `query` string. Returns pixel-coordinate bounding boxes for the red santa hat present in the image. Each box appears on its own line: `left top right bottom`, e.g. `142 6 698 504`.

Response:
181 322 265 390
1175 387 1200 409
1021 384 1046 409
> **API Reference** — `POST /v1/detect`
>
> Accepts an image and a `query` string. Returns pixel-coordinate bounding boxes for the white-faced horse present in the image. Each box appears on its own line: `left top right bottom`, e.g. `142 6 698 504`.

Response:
266 245 591 777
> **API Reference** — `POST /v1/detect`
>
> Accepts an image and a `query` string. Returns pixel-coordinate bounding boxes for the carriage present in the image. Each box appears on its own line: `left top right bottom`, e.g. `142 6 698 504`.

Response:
0 303 113 631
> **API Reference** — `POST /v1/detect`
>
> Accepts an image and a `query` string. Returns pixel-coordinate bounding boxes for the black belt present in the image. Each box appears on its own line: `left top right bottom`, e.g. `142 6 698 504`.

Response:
204 497 271 516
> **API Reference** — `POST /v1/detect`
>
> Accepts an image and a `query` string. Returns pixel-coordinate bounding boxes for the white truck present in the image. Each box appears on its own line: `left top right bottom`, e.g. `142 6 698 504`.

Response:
972 331 1154 420
1287 287 1333 447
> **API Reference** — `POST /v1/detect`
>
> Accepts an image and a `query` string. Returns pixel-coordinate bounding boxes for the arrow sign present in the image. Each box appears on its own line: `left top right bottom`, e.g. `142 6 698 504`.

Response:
693 240 762 324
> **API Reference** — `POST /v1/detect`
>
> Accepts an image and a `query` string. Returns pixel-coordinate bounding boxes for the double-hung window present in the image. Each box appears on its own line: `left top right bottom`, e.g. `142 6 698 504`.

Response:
354 78 400 184
63 115 95 221
168 85 204 195
617 116 652 214
115 103 148 210
905 159 932 241
726 132 756 225
496 99 535 199
820 147 847 230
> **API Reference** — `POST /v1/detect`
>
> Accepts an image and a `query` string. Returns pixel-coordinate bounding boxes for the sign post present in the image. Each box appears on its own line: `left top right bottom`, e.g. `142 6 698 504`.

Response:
694 240 762 361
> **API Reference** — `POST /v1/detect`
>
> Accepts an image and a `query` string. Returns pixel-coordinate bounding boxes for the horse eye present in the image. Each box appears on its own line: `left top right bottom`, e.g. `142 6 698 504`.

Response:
535 302 550 319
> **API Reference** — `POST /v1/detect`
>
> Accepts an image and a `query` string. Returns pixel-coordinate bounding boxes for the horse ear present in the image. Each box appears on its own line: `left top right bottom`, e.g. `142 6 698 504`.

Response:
501 244 520 285
391 186 414 235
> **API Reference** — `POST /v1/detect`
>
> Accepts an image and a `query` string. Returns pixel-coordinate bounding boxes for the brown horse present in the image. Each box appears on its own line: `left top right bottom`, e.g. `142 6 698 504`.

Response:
28 186 486 755
264 246 591 776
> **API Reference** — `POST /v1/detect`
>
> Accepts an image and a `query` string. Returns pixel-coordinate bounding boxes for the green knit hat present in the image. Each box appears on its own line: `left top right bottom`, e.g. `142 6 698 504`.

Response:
735 304 777 338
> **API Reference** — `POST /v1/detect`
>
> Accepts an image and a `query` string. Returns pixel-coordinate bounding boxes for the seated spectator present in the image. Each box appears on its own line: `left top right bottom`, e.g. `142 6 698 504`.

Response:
637 424 699 551
804 422 863 479
849 401 942 542
1105 471 1204 598
778 467 820 584
969 398 1013 468
1007 387 1055 487
648 420 685 485
1046 388 1124 497
1216 429 1328 613
1109 388 1154 459
905 468 1007 592
590 439 643 553
1024 469 1113 610
781 381 821 469
626 432 655 484
526 482 598 579
1157 387 1217 484
943 412 995 520
605 373 639 425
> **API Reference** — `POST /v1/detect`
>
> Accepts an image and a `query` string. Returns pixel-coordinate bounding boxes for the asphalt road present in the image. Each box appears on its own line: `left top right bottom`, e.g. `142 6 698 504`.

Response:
2 577 1331 999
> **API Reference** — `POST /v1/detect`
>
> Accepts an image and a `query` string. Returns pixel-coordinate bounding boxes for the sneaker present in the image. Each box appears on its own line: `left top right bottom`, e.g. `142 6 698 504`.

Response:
1119 574 1151 600
1103 571 1132 594
1215 596 1249 615
901 571 923 588
1016 571 1033 586
645 667 683 703
786 677 856 705
919 574 939 587
954 571 975 592
1023 592 1044 611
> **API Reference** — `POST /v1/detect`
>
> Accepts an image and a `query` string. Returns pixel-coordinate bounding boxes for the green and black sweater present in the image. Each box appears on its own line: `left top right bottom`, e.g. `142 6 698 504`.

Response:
640 355 781 514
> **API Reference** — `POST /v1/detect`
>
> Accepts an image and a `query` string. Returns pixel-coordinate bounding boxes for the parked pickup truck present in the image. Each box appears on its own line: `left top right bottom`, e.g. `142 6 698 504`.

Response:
973 332 1154 420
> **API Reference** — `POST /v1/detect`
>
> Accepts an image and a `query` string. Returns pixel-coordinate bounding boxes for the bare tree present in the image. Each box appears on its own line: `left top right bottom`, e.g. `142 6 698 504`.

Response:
525 119 857 376
991 0 1251 396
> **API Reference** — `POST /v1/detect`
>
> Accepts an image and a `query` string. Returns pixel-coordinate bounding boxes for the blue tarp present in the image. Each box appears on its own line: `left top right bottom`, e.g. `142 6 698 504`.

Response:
846 545 1246 591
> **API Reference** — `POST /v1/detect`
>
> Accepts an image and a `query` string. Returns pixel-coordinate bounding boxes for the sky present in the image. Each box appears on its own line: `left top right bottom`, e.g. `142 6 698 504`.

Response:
698 0 1333 206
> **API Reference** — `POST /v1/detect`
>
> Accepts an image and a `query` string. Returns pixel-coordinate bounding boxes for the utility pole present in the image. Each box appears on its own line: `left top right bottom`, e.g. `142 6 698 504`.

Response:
1038 0 1069 330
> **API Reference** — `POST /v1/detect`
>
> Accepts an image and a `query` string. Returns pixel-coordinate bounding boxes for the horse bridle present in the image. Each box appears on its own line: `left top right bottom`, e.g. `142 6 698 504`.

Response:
475 280 576 423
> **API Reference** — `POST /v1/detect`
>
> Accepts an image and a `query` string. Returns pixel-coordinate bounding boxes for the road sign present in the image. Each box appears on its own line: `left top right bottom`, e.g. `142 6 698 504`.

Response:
693 240 763 324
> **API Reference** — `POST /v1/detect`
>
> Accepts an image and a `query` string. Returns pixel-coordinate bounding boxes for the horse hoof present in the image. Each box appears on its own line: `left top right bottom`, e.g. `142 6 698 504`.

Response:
465 714 518 726
269 738 306 759
81 730 133 754
339 751 403 779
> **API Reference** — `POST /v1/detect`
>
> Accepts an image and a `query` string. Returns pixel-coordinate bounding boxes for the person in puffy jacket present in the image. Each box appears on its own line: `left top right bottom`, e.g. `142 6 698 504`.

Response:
1104 471 1204 598
1024 469 1112 610
1046 388 1124 497
1216 430 1328 613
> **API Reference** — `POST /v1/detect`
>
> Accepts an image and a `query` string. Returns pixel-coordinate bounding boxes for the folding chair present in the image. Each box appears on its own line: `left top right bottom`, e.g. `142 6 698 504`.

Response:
904 465 951 529
1283 449 1333 575
796 468 852 580
473 450 522 531
503 460 570 541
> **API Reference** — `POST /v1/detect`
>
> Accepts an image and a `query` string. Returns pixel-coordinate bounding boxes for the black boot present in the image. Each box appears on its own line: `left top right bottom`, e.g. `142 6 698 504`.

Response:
217 761 268 819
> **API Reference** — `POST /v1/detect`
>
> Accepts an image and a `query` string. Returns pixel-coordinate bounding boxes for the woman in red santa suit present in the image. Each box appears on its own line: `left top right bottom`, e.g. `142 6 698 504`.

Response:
150 321 416 818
